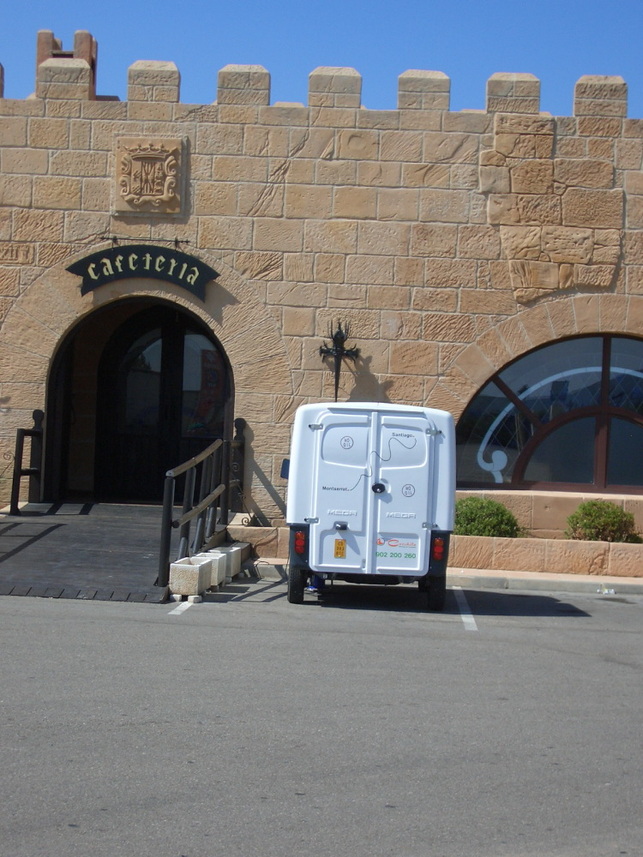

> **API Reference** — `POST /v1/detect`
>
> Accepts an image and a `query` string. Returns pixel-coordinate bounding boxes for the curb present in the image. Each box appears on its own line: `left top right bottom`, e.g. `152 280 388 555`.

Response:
252 559 643 596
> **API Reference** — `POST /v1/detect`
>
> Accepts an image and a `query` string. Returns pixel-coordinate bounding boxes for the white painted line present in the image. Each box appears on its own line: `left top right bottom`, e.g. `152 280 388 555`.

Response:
168 601 193 616
452 586 478 631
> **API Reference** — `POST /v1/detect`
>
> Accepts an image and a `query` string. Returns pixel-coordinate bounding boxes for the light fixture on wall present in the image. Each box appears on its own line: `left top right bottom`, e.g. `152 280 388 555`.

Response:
319 321 360 402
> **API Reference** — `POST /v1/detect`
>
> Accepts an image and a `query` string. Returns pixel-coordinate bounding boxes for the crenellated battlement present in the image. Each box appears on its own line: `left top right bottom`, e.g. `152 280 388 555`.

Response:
0 30 633 120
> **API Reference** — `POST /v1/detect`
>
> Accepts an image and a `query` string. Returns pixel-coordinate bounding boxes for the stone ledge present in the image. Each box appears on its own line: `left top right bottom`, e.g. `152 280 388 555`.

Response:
233 526 642 578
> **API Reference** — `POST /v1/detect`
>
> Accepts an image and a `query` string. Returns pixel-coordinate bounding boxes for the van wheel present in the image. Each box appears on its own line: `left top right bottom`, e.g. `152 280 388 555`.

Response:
425 575 446 612
287 566 305 604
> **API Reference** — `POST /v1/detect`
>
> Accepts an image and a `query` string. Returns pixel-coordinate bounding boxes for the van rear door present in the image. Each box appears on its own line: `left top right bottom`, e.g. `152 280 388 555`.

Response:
307 407 436 577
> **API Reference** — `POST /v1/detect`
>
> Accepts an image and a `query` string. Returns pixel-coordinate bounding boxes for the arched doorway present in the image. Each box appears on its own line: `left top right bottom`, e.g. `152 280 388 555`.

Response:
45 299 233 503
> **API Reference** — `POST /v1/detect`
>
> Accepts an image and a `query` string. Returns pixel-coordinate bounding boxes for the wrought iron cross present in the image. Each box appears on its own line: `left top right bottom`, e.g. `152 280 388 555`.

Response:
319 321 360 402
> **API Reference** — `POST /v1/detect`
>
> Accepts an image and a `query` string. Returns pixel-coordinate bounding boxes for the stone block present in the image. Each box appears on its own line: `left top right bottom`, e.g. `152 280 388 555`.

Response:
2 149 48 175
169 555 213 596
458 225 502 259
253 218 303 252
127 61 180 102
494 537 546 572
450 535 495 569
562 188 623 229
546 539 609 575
377 188 420 221
574 264 615 289
313 253 345 283
424 132 479 165
424 258 476 289
36 58 92 100
308 67 361 108
532 494 585 533
333 187 377 219
410 223 458 257
554 158 614 188
486 73 541 114
541 225 593 263
346 254 394 285
218 65 270 106
607 543 643 577
479 165 510 194
574 75 627 117
390 340 438 374
337 129 379 160
33 176 81 209
420 189 470 223
397 70 450 111
499 225 541 260
510 160 553 194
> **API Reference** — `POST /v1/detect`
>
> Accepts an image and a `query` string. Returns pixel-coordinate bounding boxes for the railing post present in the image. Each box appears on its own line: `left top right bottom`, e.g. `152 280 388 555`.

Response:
232 417 246 512
191 456 210 555
10 431 26 515
157 474 176 588
178 468 196 559
28 410 44 502
219 438 232 526
205 446 219 541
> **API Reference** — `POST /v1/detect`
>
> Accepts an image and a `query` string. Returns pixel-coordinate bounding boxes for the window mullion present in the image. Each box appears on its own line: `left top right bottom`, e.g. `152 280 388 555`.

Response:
494 374 543 428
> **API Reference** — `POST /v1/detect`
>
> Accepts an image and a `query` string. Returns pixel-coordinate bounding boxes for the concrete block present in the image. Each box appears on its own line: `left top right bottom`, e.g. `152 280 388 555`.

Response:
206 550 229 586
169 555 213 596
225 543 247 580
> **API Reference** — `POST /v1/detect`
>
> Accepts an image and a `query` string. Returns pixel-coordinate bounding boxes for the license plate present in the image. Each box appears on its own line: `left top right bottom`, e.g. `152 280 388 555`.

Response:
334 538 346 559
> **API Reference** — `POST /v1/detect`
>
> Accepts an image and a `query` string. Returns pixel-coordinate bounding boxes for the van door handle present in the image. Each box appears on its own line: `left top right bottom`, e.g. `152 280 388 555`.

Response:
372 483 386 493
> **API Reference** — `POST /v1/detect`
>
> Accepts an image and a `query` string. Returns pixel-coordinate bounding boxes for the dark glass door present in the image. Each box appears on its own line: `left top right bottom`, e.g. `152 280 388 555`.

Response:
97 307 229 501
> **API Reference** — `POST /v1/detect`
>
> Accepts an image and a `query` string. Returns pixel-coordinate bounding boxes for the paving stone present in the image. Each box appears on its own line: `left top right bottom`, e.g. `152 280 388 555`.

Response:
59 588 81 599
9 585 32 596
44 587 64 598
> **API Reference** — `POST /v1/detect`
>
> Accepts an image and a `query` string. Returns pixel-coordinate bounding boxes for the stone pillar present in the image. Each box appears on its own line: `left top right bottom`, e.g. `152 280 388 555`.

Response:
217 64 270 105
308 67 362 108
574 75 627 117
398 70 450 110
36 58 93 100
127 60 180 102
0 64 3 99
486 73 540 114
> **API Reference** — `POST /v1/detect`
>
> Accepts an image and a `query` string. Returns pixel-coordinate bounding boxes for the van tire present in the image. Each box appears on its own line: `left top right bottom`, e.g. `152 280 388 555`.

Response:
425 575 446 612
287 565 305 604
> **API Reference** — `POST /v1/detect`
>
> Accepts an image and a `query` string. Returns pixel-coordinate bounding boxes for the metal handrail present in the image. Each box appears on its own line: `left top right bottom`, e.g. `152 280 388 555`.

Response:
10 410 44 515
157 418 246 587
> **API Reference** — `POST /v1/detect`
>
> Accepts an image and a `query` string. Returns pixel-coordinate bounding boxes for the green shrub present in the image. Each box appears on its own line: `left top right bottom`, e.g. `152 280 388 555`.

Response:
565 500 641 543
454 496 521 538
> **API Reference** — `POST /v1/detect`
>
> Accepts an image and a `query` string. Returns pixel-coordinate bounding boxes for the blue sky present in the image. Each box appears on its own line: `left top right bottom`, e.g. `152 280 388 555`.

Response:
1 0 642 118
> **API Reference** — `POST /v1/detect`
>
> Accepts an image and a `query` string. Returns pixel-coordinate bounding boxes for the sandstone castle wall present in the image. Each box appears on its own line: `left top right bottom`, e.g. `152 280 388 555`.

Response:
1 31 642 520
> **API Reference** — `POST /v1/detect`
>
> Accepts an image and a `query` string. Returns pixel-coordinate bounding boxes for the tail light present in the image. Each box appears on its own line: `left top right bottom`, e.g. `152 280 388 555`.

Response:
431 536 445 561
294 530 307 555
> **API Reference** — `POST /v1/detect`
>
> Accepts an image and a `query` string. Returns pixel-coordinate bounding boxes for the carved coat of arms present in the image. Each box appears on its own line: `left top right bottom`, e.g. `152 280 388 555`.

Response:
115 138 183 214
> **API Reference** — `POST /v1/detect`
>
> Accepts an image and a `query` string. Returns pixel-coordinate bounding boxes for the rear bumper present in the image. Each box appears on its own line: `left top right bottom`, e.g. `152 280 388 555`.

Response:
288 525 451 583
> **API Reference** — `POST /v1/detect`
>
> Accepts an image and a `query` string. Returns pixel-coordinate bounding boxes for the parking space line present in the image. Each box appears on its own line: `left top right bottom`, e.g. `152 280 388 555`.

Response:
168 601 193 616
452 586 478 631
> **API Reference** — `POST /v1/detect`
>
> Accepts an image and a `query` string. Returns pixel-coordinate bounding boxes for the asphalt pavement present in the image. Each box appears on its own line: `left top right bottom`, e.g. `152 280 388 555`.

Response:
1 584 641 857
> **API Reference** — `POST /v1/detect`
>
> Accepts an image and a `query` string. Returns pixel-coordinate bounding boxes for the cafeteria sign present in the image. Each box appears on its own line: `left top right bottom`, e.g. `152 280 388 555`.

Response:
67 244 218 301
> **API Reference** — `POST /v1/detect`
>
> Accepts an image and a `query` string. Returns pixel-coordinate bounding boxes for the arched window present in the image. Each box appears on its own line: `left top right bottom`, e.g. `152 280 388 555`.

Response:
456 335 643 492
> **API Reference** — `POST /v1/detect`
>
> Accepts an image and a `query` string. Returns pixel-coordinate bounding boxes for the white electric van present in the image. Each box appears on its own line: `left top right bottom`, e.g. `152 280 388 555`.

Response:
285 402 455 610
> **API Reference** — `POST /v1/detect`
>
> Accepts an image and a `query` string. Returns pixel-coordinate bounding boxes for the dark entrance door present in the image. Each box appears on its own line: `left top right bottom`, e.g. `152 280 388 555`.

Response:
96 306 230 501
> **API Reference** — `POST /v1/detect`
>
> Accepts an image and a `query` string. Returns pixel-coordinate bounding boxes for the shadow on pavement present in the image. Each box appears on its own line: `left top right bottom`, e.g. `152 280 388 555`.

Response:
311 584 591 618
